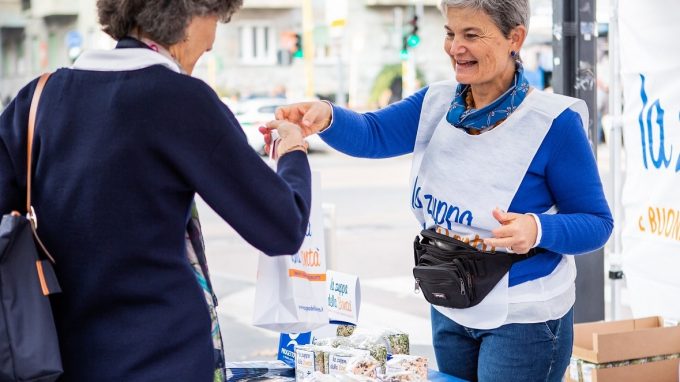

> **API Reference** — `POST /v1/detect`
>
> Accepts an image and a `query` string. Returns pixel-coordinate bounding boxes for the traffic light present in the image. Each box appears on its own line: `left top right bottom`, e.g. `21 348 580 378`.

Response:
400 36 410 60
407 14 420 48
293 33 303 58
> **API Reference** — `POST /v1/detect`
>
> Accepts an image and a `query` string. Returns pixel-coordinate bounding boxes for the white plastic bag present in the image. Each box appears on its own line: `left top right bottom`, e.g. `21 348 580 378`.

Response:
253 172 328 333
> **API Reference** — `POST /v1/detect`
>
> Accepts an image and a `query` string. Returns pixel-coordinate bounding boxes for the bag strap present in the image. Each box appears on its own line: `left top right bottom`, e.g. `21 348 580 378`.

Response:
26 72 56 264
27 73 51 215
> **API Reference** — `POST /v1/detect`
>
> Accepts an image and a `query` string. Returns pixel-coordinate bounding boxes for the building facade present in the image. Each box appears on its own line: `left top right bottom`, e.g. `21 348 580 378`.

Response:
199 0 451 108
0 0 111 104
1 0 609 109
1 0 453 109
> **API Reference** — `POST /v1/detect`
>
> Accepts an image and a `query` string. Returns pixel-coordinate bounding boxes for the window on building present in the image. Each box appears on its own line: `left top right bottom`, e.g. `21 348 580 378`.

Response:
312 26 334 64
1 28 26 77
238 25 277 65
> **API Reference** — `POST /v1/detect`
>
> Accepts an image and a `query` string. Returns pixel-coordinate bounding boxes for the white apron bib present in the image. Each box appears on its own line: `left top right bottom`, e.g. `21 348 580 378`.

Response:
409 80 587 329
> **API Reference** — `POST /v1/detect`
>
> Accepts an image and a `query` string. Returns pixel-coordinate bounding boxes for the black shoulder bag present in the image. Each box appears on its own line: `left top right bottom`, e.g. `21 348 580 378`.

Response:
0 73 63 381
413 229 543 309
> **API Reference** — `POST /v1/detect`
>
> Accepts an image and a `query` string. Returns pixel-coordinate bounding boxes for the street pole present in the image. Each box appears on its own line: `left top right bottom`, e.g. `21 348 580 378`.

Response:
302 0 316 98
328 0 348 106
323 203 337 270
335 41 346 107
553 0 604 323
394 7 404 47
403 0 424 98
607 0 624 320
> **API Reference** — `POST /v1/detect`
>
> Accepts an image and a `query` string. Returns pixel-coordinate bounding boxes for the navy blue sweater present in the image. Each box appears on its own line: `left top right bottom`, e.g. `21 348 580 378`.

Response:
320 87 613 286
0 67 311 381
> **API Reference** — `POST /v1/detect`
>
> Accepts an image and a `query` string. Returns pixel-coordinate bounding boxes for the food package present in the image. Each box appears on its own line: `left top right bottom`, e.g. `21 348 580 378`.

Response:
296 345 318 381
327 349 370 375
349 327 410 356
382 330 410 355
314 336 352 348
379 371 421 382
385 355 427 380
346 354 380 378
337 325 356 337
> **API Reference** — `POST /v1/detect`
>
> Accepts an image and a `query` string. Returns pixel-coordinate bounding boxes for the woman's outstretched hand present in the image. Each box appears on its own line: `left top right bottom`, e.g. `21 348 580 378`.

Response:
260 120 308 160
275 101 332 136
261 101 332 155
483 208 538 254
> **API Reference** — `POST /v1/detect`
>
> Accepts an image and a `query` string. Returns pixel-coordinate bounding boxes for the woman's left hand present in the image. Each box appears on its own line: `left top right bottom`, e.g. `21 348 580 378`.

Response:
483 208 538 254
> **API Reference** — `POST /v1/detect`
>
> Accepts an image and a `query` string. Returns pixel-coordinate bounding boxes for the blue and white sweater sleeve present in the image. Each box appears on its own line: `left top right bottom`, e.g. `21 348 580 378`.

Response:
318 87 612 256
319 87 429 158
536 110 613 254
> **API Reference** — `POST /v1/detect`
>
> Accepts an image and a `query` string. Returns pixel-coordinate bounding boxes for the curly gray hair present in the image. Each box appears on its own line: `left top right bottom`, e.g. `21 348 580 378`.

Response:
439 0 530 37
98 0 243 46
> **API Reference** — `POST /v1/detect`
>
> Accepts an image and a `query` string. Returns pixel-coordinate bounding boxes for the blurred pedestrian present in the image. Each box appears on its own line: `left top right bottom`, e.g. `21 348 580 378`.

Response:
0 1 311 381
266 1 612 381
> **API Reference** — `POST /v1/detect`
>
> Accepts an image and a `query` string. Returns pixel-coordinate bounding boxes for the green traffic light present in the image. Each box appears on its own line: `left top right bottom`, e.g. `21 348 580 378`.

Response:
407 34 420 47
400 49 410 60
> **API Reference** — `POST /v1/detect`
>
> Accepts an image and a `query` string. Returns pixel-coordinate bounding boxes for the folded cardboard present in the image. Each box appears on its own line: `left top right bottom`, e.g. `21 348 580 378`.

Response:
567 316 680 382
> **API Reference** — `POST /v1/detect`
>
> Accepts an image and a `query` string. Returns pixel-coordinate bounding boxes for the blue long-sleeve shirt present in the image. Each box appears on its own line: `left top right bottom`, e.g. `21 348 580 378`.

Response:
320 87 613 286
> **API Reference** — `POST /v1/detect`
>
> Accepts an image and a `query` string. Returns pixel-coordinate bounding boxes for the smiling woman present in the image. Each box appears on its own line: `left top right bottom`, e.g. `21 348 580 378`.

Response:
267 0 612 380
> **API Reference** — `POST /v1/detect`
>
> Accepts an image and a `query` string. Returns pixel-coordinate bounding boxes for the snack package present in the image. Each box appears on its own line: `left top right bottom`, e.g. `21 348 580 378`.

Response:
382 330 410 355
296 345 318 381
385 355 427 381
346 354 380 379
315 345 335 374
349 327 410 356
345 333 390 373
337 325 356 337
351 341 387 374
379 371 421 382
314 336 352 348
327 348 370 375
312 327 409 376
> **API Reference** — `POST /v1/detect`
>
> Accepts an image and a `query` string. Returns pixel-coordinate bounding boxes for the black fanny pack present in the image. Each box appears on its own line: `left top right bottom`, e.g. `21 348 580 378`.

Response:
412 229 543 309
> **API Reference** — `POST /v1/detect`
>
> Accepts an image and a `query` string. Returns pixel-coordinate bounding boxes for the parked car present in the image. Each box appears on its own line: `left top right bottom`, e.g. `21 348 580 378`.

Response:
229 97 329 155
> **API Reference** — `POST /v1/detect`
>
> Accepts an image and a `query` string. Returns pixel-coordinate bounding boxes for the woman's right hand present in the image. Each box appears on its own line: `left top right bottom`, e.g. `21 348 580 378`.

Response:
264 120 308 160
274 101 332 137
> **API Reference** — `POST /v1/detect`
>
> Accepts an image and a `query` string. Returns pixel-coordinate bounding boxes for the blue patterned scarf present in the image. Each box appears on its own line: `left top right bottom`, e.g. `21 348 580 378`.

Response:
446 63 530 130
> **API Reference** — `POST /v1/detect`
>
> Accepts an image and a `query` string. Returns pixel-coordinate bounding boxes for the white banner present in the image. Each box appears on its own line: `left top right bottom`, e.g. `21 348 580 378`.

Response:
619 1 680 319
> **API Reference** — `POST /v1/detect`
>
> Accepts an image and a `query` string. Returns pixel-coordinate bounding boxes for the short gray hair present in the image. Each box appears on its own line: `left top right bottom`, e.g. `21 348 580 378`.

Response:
97 0 243 46
439 0 530 37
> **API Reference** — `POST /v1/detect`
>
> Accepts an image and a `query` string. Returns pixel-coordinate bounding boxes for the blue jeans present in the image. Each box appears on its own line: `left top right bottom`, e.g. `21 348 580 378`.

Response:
431 307 574 382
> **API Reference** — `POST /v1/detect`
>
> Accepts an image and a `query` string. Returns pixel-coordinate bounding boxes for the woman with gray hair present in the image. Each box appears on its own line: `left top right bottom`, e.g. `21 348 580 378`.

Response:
268 0 612 381
0 1 312 381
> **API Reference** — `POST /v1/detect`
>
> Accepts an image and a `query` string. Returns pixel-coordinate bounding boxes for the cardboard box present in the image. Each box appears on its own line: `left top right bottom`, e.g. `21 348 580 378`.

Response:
566 316 680 382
